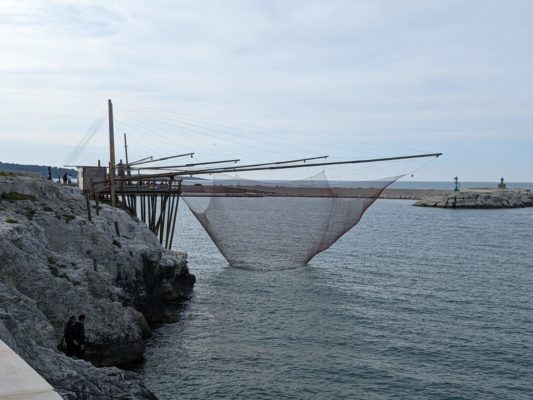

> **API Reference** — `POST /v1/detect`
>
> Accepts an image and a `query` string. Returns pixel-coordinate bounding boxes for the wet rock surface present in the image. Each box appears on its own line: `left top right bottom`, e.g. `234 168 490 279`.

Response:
0 172 195 399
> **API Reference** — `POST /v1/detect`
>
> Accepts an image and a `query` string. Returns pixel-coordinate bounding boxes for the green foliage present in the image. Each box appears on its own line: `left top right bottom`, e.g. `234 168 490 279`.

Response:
5 218 18 224
42 206 53 212
64 215 75 223
0 171 15 176
1 192 36 202
112 239 122 248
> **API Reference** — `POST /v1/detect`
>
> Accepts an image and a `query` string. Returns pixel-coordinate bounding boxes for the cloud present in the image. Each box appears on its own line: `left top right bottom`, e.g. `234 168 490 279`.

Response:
0 0 532 180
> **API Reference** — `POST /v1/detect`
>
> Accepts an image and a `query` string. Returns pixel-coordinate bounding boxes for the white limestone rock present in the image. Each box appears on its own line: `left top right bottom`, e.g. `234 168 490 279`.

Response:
0 173 195 399
0 283 156 400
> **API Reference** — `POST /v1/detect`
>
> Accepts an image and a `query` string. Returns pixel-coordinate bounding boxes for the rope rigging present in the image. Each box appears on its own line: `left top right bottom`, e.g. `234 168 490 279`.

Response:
68 100 443 266
68 102 441 183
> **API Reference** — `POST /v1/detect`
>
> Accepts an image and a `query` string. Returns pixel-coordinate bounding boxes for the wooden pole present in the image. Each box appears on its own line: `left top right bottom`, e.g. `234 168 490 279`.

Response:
124 133 129 166
165 192 176 249
146 194 150 227
150 193 156 232
85 194 92 222
158 194 166 243
168 180 182 250
144 193 148 223
91 179 100 216
152 193 158 233
141 193 145 223
108 99 116 207
165 180 180 249
155 177 173 244
118 160 126 209
104 152 444 182
123 133 135 210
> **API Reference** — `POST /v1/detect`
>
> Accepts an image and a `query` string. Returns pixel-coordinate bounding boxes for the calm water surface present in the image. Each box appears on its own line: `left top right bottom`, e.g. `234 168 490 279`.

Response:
139 199 533 399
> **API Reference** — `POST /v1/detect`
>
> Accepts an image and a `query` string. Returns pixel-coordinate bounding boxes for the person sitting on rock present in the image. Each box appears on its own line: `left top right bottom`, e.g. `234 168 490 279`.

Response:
62 173 68 184
72 314 86 359
63 315 76 357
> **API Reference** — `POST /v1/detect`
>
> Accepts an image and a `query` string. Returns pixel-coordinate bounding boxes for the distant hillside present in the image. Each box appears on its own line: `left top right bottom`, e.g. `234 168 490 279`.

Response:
0 162 77 179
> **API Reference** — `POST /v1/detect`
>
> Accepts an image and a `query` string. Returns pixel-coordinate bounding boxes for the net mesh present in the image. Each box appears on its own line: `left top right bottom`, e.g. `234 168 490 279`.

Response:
182 173 401 268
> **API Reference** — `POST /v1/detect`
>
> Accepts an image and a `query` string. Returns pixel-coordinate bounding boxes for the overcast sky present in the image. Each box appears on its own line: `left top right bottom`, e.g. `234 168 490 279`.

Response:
1 0 532 181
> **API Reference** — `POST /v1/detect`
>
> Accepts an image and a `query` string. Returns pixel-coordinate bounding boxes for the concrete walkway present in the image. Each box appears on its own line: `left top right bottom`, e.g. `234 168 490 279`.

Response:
0 339 62 400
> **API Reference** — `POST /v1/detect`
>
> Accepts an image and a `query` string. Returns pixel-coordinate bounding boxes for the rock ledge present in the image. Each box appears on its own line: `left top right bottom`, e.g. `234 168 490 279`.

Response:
0 172 195 399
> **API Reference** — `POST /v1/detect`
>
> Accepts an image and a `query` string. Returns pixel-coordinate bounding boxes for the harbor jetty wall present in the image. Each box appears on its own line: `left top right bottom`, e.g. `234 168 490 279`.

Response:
378 188 533 208
0 172 195 399
414 189 533 208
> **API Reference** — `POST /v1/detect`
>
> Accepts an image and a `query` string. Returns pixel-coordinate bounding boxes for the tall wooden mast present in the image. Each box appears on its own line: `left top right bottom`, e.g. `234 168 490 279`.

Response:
108 99 116 207
123 133 129 166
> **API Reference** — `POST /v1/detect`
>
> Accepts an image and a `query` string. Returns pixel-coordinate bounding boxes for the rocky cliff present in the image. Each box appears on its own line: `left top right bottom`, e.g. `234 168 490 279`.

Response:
414 189 533 208
0 172 195 399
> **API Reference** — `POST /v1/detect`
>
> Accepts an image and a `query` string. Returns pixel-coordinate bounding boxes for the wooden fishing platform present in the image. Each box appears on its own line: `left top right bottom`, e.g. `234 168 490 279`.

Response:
86 176 183 250
75 99 442 252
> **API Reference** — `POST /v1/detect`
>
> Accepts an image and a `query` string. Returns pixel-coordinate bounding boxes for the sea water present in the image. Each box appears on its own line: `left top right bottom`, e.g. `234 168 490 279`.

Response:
138 197 533 399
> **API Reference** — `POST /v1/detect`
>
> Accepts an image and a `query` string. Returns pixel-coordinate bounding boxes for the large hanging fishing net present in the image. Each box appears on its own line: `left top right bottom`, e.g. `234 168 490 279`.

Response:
181 172 401 268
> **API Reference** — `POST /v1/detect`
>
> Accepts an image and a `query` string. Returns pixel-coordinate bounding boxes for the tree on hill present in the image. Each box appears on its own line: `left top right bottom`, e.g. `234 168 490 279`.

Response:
0 162 77 179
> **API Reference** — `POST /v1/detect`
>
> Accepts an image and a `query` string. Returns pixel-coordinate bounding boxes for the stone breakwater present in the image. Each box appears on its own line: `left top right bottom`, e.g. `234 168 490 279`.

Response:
414 189 533 208
0 172 195 399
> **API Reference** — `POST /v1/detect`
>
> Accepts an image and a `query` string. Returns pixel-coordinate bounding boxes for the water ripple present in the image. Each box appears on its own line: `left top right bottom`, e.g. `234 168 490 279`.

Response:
138 200 533 400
